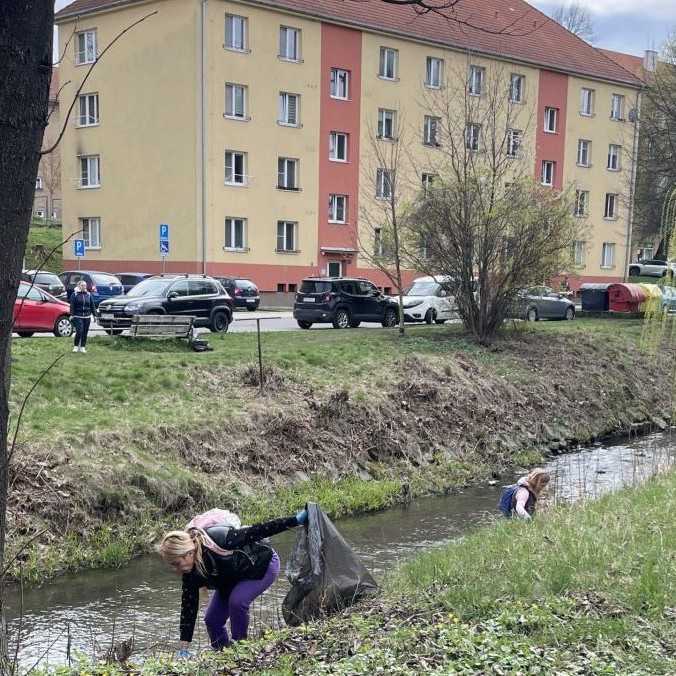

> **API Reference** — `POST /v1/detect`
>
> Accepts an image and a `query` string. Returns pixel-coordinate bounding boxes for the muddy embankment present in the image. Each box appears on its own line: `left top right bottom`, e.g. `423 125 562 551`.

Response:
7 331 668 581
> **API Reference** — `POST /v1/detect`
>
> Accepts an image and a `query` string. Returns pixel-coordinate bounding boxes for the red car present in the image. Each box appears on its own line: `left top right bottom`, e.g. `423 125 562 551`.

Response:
13 282 73 338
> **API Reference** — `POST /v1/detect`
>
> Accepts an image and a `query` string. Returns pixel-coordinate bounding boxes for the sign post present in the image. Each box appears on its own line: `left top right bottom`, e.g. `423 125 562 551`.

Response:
74 239 85 270
159 223 169 274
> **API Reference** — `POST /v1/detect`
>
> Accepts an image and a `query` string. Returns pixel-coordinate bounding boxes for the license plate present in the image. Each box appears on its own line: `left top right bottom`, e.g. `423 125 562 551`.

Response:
246 298 256 303
101 313 114 320
304 297 315 303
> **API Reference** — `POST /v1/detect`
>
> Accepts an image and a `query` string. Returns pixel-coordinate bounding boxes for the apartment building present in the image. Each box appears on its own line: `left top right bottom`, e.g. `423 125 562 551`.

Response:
55 0 642 291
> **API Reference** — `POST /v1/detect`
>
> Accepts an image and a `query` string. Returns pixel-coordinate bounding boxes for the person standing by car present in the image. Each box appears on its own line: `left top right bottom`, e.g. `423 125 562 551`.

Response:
69 280 96 353
158 509 308 656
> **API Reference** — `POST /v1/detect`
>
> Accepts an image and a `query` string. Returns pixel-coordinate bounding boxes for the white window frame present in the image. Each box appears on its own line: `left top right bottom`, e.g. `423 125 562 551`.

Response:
465 123 480 152
468 65 485 96
79 155 101 188
278 157 299 190
577 139 591 167
329 194 348 223
276 220 297 252
425 57 443 88
544 107 558 133
35 176 43 190
638 247 654 261
604 193 618 219
329 131 348 162
601 242 615 268
78 93 99 127
225 150 247 186
225 83 247 120
378 108 396 140
506 129 521 158
611 93 625 121
510 73 525 103
424 116 441 147
572 240 586 266
376 168 394 200
327 260 342 277
34 209 45 219
574 190 589 217
80 217 101 249
607 144 621 171
75 30 97 65
225 14 248 52
541 160 555 186
279 26 301 61
422 173 436 193
374 228 384 257
224 217 247 251
330 68 349 100
379 47 398 80
580 88 594 116
278 92 300 127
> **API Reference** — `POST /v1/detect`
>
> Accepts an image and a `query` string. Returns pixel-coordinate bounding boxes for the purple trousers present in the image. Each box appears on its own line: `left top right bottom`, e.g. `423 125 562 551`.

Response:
204 551 280 650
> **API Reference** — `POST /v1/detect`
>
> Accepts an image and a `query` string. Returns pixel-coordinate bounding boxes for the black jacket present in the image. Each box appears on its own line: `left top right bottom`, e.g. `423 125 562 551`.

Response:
179 515 297 642
70 291 96 318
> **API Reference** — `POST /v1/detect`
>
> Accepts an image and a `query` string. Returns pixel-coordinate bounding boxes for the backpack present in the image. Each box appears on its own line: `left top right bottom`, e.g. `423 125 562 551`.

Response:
498 485 519 517
186 509 241 556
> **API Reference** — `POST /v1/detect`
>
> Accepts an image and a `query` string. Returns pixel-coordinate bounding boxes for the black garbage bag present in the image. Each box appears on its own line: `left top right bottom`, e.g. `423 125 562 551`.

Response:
282 502 378 626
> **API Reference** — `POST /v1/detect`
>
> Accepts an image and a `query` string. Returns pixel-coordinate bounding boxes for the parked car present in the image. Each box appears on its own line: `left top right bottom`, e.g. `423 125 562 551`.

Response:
59 270 124 306
97 274 233 334
21 270 67 300
293 277 400 329
118 272 153 294
661 285 676 312
214 276 260 311
13 282 73 337
399 275 456 324
628 259 668 278
511 286 576 321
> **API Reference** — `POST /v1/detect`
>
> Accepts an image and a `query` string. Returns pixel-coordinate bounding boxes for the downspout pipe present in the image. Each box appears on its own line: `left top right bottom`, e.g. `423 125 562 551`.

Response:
624 88 641 281
200 0 208 275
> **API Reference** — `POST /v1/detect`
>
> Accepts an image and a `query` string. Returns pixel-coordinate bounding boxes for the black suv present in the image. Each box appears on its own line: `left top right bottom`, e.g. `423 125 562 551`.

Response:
293 277 399 329
214 276 260 311
97 275 233 335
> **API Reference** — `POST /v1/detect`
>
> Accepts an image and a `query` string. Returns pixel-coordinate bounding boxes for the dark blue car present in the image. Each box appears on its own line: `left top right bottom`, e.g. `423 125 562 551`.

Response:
59 270 124 307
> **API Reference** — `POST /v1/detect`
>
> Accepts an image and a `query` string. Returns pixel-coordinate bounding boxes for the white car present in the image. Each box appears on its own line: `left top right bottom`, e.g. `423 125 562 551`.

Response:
399 275 456 324
628 259 668 278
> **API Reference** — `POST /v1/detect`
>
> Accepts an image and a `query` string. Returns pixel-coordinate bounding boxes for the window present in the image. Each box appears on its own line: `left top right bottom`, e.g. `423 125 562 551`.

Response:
224 217 246 250
225 14 247 51
34 209 45 218
378 109 396 139
379 47 398 80
330 68 349 99
574 190 589 217
276 220 297 251
580 88 594 116
465 123 480 151
75 30 97 65
572 240 586 266
638 247 654 261
225 83 247 119
279 26 301 61
374 228 384 257
288 283 297 293
607 144 621 171
544 107 558 133
602 242 615 268
376 169 394 199
468 65 484 96
604 193 618 219
541 160 555 186
78 93 99 126
279 92 299 126
329 194 348 223
506 129 521 157
611 94 625 121
277 283 286 293
80 217 101 248
328 261 342 277
424 116 441 146
278 157 299 190
510 73 525 103
425 57 443 88
577 139 591 167
35 176 43 190
79 155 100 188
225 151 247 185
329 132 348 161
422 173 436 192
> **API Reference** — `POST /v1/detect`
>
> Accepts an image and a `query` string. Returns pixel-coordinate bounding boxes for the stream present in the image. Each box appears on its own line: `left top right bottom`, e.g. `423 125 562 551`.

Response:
6 431 675 671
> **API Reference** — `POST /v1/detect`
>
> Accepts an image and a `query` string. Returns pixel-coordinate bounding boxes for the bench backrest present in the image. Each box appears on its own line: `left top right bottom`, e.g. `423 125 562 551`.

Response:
130 314 194 339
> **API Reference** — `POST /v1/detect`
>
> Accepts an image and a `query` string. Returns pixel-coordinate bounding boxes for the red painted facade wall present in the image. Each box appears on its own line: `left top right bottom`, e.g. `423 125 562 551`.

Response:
535 70 568 191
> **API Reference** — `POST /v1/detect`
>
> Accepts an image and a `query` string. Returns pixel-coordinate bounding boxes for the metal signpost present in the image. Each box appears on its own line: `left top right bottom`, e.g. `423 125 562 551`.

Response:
74 239 85 270
234 315 281 396
160 223 169 273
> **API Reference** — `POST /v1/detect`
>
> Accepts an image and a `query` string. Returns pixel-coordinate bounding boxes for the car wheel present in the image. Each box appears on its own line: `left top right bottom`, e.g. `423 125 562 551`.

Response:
425 308 436 325
526 307 538 322
382 308 398 328
53 315 73 338
628 267 640 277
333 308 351 329
104 328 124 336
349 320 361 328
662 270 668 277
565 307 575 321
17 332 34 338
210 310 230 333
246 305 257 311
297 320 312 329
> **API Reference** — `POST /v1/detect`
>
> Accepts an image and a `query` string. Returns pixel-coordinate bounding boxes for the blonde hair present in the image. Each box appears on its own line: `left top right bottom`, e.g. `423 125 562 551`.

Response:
526 468 550 496
76 280 88 292
158 529 207 576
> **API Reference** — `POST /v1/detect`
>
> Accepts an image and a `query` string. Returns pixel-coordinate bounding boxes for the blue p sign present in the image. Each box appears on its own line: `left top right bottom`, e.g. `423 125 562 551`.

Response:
160 224 169 241
74 239 86 257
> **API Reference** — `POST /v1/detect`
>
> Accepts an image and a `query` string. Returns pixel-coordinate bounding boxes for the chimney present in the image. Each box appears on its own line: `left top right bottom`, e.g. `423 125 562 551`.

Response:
643 49 658 72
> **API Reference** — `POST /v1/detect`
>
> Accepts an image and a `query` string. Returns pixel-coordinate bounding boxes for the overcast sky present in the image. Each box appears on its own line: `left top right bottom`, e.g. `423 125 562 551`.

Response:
54 0 674 57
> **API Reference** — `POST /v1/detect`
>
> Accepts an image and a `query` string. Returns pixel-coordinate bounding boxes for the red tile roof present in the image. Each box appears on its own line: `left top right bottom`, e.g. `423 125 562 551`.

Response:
597 48 646 81
56 0 642 87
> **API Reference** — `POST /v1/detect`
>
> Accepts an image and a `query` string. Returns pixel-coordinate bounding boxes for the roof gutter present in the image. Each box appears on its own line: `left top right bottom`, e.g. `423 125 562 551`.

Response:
623 89 642 281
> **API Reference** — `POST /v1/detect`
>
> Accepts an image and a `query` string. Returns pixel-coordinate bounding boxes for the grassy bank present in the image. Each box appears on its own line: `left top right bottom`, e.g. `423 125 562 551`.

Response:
46 467 676 675
8 319 666 583
24 224 63 272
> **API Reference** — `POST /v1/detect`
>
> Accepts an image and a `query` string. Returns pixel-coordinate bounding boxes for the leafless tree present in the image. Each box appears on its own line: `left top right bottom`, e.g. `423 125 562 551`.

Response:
551 2 595 42
39 134 62 224
407 59 579 345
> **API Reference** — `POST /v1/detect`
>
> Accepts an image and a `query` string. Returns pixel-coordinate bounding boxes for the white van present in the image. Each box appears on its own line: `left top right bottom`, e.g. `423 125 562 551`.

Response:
400 275 456 324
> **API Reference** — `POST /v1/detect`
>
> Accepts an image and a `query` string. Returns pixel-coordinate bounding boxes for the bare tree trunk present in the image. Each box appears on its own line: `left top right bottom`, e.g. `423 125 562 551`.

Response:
0 3 54 665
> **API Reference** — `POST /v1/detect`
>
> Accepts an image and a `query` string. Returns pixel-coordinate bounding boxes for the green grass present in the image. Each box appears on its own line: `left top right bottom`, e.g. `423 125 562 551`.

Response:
24 224 64 272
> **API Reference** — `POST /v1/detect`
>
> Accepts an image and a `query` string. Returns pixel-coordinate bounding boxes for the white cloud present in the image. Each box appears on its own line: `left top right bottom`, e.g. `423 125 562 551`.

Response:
540 0 675 18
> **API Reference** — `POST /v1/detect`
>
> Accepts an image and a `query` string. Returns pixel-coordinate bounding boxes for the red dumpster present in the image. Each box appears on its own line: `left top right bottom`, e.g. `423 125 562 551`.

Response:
607 283 647 312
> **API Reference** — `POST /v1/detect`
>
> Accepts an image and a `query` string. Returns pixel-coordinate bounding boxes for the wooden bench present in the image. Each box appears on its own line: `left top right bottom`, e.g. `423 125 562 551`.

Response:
128 314 195 340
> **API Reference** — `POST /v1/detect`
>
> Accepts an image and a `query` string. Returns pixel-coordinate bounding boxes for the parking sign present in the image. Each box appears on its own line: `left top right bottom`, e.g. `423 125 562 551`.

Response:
74 239 86 257
160 224 169 257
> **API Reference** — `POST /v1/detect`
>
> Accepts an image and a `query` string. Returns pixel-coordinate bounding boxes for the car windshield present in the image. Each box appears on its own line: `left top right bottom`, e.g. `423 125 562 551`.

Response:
235 279 257 289
125 278 173 297
31 273 60 285
300 281 332 294
405 282 440 297
92 274 121 286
